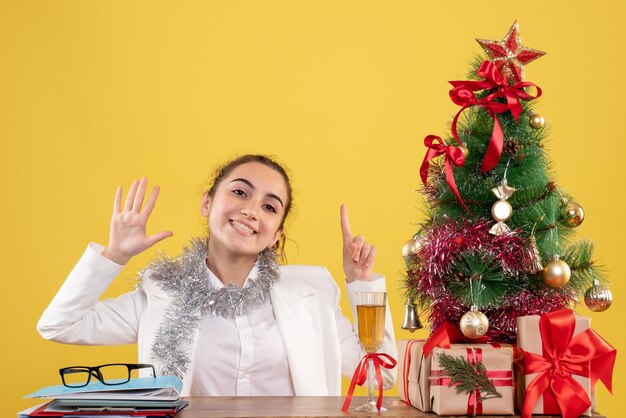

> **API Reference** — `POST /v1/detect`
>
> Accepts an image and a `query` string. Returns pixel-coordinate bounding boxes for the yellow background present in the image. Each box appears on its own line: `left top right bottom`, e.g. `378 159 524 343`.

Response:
2 1 624 415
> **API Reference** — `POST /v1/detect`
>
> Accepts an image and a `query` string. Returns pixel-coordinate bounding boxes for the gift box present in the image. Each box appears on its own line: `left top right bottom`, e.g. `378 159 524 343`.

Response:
398 336 515 414
517 309 616 418
397 339 431 412
430 346 515 416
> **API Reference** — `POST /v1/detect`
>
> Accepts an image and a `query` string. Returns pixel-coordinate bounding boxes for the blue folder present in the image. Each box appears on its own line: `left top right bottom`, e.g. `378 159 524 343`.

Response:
24 376 183 401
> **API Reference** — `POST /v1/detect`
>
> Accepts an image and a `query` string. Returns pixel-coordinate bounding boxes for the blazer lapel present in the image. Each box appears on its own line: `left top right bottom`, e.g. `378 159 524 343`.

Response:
270 280 328 395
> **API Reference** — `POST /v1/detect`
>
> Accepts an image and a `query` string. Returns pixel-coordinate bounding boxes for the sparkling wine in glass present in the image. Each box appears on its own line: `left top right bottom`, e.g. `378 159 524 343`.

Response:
355 292 387 412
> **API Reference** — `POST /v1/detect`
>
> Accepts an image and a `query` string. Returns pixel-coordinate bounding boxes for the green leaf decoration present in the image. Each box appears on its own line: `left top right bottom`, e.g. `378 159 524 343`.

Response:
437 352 502 402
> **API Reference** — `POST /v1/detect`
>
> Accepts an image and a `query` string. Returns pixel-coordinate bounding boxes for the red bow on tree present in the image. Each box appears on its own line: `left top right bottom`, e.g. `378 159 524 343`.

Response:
420 135 468 212
449 60 542 173
521 309 616 418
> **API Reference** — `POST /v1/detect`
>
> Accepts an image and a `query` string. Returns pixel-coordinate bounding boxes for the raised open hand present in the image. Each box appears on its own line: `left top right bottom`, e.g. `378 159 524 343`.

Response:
102 177 173 265
340 204 376 282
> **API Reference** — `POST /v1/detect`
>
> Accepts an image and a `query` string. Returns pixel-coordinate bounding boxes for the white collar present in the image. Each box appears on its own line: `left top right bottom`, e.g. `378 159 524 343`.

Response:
206 264 260 289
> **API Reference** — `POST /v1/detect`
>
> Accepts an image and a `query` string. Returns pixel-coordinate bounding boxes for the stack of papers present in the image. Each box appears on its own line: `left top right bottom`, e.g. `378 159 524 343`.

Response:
19 376 187 417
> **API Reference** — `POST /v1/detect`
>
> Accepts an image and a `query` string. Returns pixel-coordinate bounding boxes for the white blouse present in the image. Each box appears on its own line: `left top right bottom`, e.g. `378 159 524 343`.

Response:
189 266 295 396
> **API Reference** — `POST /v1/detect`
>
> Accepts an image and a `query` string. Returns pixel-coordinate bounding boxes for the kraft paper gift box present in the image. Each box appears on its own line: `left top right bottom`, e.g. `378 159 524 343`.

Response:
430 346 515 416
517 311 595 417
398 338 515 413
397 339 431 412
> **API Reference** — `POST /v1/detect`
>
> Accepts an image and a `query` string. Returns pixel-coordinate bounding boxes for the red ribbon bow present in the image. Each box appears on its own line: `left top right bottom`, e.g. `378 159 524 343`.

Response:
341 353 397 412
423 322 463 357
420 135 468 211
521 309 616 418
449 60 542 173
423 321 491 358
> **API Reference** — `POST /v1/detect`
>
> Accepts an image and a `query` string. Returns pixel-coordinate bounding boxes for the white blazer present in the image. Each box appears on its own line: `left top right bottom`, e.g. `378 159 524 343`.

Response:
37 243 397 396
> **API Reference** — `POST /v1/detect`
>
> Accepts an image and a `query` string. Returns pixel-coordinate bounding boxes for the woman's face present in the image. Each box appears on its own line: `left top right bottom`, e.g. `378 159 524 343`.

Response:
201 162 289 257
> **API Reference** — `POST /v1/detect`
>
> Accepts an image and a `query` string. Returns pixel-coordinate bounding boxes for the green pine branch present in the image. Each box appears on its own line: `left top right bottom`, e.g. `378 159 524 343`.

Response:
437 352 502 402
562 240 606 292
446 250 513 307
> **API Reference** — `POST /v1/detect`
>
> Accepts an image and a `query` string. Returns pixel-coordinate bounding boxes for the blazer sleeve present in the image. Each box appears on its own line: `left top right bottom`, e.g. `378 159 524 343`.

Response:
335 274 398 390
37 243 147 345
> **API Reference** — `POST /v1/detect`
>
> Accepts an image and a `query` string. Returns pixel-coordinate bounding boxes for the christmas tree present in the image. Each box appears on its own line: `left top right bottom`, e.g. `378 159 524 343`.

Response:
402 21 613 343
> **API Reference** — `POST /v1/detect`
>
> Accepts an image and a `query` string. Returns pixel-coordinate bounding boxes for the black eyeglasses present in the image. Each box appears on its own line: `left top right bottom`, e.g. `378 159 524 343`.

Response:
59 363 157 388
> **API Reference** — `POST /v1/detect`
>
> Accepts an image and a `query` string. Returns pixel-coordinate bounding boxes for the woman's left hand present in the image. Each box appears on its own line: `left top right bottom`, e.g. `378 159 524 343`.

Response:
340 204 376 283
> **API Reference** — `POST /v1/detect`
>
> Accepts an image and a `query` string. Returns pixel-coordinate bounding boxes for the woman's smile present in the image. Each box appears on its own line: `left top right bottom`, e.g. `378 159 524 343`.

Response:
230 219 256 235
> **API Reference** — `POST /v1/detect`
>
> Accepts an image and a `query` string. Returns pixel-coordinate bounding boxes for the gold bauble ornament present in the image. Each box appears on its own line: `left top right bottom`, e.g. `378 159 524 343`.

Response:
562 201 585 227
491 200 513 222
459 308 489 339
542 256 571 288
401 238 422 260
529 113 545 129
584 279 613 312
459 145 469 160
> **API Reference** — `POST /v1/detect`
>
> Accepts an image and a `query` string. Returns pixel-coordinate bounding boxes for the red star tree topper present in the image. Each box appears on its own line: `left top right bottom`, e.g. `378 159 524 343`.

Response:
476 20 546 82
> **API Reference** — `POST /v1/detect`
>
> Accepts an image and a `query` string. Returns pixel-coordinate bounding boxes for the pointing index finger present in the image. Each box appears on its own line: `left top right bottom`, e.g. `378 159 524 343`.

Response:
340 204 352 241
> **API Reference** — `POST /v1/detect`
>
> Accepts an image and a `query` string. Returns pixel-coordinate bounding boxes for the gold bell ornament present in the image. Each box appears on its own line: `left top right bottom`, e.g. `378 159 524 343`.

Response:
528 235 544 274
584 278 613 312
401 298 424 332
542 255 571 288
460 305 489 339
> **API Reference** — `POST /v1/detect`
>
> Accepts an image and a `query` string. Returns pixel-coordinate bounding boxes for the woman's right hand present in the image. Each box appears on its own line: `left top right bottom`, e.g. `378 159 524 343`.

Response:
102 177 173 265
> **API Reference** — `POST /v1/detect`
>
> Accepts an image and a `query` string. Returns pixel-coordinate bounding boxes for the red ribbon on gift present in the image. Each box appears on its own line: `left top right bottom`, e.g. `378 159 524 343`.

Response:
402 339 426 405
423 322 464 357
521 309 617 418
430 348 513 416
449 60 542 173
420 135 468 212
423 321 491 357
341 353 397 412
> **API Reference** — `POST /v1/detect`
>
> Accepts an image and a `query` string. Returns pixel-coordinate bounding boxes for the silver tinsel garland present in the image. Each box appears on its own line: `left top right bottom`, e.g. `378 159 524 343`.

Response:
138 237 280 379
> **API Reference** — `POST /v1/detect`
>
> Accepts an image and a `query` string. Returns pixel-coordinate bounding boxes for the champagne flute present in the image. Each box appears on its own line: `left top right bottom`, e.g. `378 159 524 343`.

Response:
355 291 387 412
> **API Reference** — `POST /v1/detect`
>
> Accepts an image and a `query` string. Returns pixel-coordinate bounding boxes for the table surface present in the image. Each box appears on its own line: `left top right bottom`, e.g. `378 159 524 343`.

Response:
176 396 606 418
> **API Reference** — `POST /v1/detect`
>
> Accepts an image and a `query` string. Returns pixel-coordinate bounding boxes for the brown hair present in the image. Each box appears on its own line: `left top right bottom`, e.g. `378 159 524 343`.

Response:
207 154 293 263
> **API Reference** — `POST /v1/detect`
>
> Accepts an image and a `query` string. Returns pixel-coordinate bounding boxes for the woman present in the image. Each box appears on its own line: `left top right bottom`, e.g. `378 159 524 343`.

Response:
38 154 397 396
